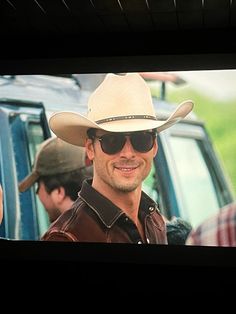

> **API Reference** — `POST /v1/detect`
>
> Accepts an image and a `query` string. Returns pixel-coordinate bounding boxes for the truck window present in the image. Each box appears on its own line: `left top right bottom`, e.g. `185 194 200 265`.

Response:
143 122 232 230
169 136 219 228
27 122 50 237
10 113 49 239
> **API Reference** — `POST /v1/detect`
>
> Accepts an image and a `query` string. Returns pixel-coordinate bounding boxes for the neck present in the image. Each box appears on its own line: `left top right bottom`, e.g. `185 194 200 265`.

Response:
92 179 142 224
59 198 75 214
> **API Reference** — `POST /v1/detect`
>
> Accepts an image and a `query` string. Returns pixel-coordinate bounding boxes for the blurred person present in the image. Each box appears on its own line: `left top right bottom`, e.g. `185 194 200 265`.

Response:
19 137 93 223
186 202 236 246
42 72 193 242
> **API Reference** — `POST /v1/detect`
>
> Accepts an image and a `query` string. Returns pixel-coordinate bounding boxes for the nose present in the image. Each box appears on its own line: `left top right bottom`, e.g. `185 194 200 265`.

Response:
119 136 136 157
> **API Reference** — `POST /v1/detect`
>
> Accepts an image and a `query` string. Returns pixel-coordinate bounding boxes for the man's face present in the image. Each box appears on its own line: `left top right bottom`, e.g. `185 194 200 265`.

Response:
36 181 61 223
86 130 158 193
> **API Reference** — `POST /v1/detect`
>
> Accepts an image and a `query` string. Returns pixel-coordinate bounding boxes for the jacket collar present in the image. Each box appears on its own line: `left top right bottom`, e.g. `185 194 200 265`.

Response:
79 179 159 228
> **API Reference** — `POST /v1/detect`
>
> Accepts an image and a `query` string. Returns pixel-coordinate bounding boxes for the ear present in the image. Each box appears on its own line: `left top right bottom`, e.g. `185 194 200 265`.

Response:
85 138 95 161
50 186 66 205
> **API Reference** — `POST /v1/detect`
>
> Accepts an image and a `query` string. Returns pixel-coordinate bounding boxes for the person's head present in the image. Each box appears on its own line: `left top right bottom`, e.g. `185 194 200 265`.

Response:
49 73 193 194
18 137 93 222
85 128 158 193
166 217 192 245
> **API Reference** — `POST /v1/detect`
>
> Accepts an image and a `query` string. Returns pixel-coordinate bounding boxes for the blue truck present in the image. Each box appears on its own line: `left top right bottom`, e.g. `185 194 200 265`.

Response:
0 74 234 240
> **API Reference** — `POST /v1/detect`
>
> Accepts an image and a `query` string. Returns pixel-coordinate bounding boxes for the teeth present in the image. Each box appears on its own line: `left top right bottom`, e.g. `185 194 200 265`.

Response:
119 168 135 171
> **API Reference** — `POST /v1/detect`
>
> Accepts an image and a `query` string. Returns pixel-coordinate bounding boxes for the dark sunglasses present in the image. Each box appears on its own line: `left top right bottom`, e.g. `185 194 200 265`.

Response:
90 131 157 155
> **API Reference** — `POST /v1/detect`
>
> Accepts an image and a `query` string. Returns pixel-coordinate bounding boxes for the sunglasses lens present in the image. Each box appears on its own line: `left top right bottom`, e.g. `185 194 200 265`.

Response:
100 134 125 154
131 132 155 152
98 132 156 154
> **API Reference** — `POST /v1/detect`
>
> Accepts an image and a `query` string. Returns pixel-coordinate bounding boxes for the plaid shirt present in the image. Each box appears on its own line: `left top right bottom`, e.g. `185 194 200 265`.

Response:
186 202 236 246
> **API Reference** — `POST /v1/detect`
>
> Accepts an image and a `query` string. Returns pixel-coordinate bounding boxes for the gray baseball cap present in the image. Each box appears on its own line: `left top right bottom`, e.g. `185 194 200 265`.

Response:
19 137 92 192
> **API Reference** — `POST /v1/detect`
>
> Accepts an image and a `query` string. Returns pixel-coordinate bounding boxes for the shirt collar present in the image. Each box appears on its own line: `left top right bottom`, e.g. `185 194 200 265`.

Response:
79 179 159 228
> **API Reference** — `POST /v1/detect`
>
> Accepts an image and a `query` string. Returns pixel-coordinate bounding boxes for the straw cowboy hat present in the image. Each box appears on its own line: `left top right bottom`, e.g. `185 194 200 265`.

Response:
49 73 194 147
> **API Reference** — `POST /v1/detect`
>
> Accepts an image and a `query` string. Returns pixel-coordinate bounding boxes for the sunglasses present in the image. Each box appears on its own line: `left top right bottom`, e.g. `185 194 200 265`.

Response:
90 131 157 155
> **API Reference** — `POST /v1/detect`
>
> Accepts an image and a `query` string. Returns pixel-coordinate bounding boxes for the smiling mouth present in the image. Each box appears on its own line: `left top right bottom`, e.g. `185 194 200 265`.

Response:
115 166 138 172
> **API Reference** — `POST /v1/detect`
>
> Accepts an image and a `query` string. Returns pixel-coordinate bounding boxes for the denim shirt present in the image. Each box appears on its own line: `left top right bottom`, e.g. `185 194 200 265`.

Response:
41 179 167 244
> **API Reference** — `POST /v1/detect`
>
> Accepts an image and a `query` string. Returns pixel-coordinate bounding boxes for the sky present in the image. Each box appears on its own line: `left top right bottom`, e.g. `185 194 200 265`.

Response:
171 70 236 101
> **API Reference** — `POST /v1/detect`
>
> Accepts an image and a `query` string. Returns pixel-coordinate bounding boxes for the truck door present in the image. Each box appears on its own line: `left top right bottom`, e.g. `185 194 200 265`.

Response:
0 100 51 239
143 121 234 229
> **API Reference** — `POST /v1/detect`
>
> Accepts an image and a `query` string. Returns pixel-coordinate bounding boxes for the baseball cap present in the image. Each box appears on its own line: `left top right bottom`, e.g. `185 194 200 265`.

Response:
19 137 92 192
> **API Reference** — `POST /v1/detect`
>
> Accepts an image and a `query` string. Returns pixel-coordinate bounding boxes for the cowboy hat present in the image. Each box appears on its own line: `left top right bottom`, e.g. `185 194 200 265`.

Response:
49 73 194 146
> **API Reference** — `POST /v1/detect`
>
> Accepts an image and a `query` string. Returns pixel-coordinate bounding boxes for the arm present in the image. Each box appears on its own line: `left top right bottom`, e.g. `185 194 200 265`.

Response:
41 230 78 241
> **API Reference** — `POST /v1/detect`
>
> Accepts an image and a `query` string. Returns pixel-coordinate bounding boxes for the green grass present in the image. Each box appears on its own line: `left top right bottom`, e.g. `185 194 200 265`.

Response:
152 86 236 195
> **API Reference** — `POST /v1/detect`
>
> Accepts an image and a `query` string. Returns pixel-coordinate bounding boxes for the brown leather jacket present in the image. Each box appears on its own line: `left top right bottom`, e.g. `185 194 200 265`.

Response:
41 179 167 244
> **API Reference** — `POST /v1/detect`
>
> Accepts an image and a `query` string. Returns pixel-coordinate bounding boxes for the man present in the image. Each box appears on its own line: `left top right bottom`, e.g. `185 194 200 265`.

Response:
42 72 194 243
19 137 93 223
186 202 236 246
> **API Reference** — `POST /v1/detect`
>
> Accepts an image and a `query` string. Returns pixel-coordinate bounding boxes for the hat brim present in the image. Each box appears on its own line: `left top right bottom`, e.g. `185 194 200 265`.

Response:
49 100 194 147
18 171 39 192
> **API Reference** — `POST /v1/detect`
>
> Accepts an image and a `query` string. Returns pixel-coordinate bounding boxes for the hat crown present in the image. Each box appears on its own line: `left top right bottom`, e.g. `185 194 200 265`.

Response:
35 137 86 175
48 72 194 147
87 73 156 122
18 136 92 192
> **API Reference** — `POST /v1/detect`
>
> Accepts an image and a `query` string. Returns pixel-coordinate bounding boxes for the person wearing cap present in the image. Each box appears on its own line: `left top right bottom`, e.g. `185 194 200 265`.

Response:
41 72 194 243
19 137 93 224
